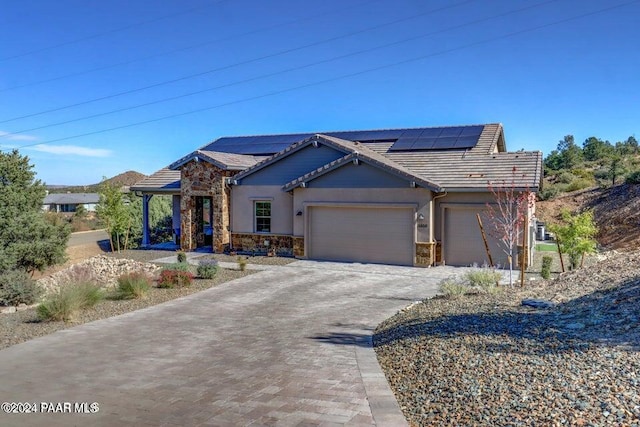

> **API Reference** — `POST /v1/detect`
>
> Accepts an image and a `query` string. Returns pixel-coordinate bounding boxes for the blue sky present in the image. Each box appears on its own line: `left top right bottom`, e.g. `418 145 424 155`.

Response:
0 0 638 185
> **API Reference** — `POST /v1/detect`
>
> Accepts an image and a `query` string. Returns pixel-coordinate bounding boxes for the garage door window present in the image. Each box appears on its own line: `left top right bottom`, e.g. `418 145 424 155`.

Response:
255 201 271 233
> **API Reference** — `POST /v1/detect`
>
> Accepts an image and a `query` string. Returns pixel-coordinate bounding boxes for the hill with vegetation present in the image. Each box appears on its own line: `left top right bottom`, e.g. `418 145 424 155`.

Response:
537 134 640 251
46 171 146 193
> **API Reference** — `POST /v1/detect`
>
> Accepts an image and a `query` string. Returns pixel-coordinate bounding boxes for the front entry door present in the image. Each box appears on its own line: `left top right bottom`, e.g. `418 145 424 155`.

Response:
194 196 213 248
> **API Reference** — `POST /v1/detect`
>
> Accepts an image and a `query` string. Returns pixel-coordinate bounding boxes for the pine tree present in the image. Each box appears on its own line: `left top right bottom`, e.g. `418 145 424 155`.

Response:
0 150 70 274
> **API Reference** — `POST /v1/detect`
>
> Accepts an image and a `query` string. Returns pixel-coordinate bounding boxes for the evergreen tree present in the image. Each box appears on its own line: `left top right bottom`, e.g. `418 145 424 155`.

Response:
0 150 70 274
557 135 582 169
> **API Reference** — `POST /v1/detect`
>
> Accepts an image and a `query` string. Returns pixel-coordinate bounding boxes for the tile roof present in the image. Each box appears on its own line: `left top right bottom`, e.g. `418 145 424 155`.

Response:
168 150 266 171
130 168 181 193
133 123 542 192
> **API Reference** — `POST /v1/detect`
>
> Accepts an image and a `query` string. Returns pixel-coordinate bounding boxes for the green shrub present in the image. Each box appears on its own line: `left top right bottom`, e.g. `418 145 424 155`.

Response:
197 259 219 279
176 251 187 263
541 255 553 280
570 168 594 180
555 171 574 184
566 178 594 192
626 170 640 184
37 282 104 322
116 272 151 299
538 186 560 201
465 267 502 289
237 256 248 272
163 262 190 272
0 270 43 306
157 269 194 288
439 279 468 299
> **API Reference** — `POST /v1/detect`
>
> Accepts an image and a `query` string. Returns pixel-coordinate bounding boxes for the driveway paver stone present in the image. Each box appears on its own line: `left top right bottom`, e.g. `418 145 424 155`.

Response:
0 260 467 426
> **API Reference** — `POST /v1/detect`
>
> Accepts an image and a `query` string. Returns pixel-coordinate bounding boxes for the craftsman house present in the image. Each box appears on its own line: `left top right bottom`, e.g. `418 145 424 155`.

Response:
131 124 542 267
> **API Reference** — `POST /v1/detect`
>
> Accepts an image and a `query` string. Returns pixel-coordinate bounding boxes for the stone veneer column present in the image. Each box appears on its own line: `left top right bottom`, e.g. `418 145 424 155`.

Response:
179 160 233 252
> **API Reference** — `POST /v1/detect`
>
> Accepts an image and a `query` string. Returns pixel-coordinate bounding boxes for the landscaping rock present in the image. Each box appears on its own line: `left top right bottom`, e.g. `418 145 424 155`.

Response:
375 249 640 426
37 255 161 295
521 298 556 309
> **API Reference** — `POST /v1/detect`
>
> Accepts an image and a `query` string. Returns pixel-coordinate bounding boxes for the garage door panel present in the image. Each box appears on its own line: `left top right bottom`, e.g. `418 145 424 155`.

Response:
444 208 508 267
309 206 413 266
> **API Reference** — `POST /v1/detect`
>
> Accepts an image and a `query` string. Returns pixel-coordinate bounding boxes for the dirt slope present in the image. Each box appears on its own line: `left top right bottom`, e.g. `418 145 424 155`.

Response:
538 183 640 251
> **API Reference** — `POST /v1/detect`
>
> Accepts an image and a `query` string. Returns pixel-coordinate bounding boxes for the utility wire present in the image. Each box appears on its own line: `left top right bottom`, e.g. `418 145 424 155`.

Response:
0 0 476 124
15 0 640 149
0 0 384 93
4 0 562 136
0 0 229 62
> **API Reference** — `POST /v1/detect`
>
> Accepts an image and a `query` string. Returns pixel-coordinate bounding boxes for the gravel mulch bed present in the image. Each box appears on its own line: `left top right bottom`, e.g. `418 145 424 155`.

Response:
0 268 253 351
106 249 178 263
106 249 296 266
374 251 640 426
202 253 296 266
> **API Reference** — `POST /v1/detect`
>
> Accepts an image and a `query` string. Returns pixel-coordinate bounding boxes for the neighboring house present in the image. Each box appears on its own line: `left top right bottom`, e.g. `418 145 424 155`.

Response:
131 124 542 267
42 193 100 213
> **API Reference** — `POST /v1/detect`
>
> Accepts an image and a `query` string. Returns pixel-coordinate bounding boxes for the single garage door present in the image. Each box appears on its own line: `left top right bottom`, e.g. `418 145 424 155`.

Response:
444 207 506 267
308 205 414 266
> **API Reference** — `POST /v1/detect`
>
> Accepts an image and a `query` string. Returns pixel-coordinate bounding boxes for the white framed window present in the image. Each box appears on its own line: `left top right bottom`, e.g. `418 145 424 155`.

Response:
255 201 271 233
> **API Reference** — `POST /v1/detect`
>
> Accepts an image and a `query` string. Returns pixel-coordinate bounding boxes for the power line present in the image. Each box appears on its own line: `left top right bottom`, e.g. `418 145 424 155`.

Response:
0 0 229 63
0 0 385 93
4 0 562 136
0 0 477 124
16 0 638 150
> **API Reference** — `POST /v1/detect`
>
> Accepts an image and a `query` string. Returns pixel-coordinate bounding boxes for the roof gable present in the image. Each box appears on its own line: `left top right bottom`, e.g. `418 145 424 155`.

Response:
233 134 353 182
169 150 264 171
280 135 442 192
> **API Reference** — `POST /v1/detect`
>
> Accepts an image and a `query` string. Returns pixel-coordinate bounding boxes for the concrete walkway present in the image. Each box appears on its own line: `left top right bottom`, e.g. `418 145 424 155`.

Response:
0 261 466 426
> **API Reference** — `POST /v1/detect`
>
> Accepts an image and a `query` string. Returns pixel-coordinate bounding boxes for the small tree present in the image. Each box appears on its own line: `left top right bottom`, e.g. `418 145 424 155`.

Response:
485 169 534 287
549 209 597 270
0 150 70 275
96 179 130 252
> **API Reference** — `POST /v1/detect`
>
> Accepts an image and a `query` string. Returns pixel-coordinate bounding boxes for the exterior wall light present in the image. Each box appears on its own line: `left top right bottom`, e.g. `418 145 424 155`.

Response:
418 213 425 221
296 211 303 216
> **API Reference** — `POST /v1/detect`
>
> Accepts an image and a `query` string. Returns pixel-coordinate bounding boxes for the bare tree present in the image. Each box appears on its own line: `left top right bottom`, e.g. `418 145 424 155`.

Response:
485 168 534 287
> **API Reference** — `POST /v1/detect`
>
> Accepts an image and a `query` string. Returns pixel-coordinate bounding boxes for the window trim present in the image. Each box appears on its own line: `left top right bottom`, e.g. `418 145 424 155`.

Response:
254 200 272 233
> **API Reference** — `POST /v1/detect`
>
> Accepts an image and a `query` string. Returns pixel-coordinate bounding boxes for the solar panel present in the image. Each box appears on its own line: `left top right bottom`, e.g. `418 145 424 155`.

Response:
410 137 438 150
439 127 463 137
459 125 484 136
330 129 404 141
419 128 443 137
388 140 415 151
454 136 479 147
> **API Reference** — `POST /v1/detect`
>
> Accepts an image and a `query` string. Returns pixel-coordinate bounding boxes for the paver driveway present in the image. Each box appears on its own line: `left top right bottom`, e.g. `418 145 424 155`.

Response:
0 260 463 426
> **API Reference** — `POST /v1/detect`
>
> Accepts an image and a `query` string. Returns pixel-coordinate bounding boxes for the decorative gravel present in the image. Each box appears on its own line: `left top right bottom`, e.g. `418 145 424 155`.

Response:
374 251 640 426
0 268 253 351
107 249 296 266
203 253 296 266
106 249 178 263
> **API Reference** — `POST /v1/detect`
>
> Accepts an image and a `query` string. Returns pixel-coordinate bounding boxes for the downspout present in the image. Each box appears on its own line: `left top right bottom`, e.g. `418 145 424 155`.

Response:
431 191 448 266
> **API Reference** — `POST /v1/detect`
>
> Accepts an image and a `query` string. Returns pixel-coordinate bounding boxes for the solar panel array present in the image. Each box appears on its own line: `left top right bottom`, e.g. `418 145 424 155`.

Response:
388 125 484 152
202 126 484 155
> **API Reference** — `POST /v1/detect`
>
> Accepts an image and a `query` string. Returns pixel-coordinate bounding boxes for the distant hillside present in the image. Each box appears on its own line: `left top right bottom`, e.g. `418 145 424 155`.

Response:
47 171 147 193
537 183 640 251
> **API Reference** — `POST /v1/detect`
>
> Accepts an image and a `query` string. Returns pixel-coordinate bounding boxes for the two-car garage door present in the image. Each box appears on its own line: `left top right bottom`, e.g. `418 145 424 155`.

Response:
307 205 414 266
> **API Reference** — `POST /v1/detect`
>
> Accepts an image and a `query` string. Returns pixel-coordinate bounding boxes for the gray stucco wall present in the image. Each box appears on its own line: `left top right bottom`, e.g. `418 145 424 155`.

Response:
239 145 344 185
231 185 293 234
308 162 410 188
